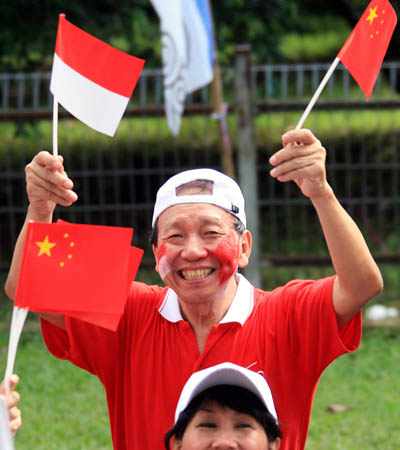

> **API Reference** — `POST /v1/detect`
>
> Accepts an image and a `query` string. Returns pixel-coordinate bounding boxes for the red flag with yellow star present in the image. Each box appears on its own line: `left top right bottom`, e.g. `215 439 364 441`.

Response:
337 0 397 100
14 221 143 330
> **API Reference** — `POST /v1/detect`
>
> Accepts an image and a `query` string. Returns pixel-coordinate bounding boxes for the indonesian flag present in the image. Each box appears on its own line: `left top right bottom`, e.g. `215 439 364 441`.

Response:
50 14 145 136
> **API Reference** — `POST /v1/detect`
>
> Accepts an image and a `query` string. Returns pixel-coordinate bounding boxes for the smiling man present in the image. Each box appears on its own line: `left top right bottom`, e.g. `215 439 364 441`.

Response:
150 171 252 353
5 128 382 449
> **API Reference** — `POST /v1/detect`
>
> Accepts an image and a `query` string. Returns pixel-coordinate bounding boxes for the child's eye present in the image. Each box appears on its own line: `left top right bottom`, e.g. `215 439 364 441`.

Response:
198 422 217 428
236 423 251 429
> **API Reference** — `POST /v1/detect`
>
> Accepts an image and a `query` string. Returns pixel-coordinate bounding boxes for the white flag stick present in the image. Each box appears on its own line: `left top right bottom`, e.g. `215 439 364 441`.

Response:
53 95 58 156
295 57 340 130
3 307 19 393
0 396 14 450
4 307 28 394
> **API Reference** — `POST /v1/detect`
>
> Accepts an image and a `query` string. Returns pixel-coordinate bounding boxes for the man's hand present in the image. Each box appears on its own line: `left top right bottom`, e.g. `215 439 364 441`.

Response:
269 128 329 199
25 151 78 221
269 129 383 326
1 374 22 437
5 151 78 300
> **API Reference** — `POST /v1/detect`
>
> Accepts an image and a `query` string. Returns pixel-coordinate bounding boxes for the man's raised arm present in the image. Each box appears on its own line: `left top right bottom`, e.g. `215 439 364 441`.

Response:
269 128 383 328
5 151 78 328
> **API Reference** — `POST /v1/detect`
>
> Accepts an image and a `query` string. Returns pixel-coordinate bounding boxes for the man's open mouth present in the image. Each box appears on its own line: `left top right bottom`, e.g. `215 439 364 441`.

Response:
179 268 214 280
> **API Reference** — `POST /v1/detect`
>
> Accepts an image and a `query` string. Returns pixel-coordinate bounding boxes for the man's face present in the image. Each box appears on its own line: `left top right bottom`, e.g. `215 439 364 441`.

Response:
152 203 251 304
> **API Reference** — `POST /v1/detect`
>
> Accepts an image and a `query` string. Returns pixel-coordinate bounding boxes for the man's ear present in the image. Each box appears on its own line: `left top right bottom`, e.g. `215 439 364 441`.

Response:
238 230 252 268
152 244 159 273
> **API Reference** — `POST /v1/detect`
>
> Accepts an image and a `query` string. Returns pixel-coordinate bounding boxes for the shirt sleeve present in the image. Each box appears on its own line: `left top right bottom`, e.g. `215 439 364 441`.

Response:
40 281 165 383
266 275 362 377
41 314 124 381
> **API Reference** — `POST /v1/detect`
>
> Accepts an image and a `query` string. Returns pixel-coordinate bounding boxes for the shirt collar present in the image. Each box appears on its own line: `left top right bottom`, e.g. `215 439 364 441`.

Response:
157 273 254 325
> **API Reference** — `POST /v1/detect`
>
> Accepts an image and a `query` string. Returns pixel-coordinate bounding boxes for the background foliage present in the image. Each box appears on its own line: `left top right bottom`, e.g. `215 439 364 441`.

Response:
1 0 400 71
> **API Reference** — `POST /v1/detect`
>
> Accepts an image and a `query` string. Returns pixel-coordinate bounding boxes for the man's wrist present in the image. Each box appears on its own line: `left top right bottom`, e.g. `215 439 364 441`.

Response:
26 204 53 223
309 183 335 205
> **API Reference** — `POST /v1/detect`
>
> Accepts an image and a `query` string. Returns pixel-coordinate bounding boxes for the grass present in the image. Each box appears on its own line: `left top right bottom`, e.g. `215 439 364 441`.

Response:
1 305 400 449
307 327 400 449
0 313 111 449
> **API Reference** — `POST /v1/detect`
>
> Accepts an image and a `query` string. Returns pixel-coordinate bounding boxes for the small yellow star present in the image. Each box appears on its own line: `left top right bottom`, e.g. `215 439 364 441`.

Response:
366 6 378 25
36 235 56 257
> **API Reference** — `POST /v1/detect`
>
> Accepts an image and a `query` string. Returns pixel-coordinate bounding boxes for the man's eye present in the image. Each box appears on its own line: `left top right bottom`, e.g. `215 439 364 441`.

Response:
168 234 182 239
204 230 219 236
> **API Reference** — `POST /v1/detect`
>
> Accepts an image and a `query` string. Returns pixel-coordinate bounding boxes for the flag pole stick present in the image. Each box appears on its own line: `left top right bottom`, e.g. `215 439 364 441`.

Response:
296 57 340 129
52 95 58 156
3 306 19 393
208 0 235 179
0 395 14 450
4 307 28 394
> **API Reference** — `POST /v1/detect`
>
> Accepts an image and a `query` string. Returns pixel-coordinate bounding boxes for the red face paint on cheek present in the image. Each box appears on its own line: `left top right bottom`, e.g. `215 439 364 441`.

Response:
212 231 240 285
156 242 172 280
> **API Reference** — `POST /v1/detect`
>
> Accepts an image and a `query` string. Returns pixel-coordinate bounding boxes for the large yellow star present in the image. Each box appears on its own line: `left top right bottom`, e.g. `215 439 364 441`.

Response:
366 6 378 25
36 235 56 257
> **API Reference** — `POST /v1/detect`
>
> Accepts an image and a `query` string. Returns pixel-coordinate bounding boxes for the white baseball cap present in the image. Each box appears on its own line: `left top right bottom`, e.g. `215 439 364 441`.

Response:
174 362 278 424
152 169 246 228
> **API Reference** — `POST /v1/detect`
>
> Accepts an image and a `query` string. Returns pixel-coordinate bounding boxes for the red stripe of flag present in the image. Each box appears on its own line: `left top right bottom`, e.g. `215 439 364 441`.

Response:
55 14 145 98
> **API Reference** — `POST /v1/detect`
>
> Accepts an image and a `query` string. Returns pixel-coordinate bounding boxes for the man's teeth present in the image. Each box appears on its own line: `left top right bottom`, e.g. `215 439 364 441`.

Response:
181 268 213 280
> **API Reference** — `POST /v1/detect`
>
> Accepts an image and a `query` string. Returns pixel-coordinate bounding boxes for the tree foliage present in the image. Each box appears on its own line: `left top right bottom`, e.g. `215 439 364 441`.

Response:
0 0 399 72
0 0 160 71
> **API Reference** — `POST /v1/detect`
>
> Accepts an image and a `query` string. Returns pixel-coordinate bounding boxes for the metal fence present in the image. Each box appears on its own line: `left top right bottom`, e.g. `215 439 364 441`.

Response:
2 60 400 112
1 48 400 299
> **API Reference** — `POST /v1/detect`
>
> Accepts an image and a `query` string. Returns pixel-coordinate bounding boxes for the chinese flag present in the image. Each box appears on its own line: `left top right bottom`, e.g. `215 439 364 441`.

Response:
14 222 143 331
337 0 397 100
64 246 143 329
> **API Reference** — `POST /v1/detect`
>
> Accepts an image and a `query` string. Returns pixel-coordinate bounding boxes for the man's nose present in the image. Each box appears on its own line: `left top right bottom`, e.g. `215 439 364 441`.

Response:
181 235 208 260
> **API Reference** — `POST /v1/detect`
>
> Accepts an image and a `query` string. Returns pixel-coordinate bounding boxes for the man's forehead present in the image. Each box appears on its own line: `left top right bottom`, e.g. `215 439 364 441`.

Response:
175 179 214 196
158 202 235 225
152 168 246 228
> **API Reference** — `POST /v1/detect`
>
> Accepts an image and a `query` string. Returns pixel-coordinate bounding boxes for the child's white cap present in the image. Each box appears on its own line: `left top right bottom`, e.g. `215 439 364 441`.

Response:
174 362 278 424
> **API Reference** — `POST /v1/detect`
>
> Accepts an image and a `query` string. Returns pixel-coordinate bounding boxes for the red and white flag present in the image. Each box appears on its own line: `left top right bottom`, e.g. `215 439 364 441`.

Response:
50 14 145 136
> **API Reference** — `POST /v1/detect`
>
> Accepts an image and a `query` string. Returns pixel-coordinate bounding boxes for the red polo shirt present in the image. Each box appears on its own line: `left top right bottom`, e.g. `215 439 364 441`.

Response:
41 274 361 449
